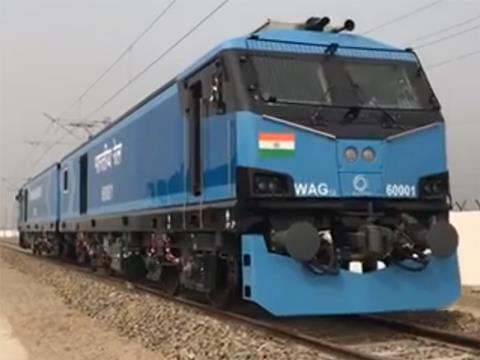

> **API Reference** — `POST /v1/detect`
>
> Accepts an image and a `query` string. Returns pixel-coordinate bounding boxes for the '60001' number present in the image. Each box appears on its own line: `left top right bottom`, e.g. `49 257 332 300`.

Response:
386 184 416 197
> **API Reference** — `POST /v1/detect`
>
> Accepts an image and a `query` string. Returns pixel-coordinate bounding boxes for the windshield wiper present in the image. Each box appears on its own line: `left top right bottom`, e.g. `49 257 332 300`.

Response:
309 85 341 126
340 106 362 124
260 93 324 107
260 93 330 127
377 108 405 130
345 73 405 130
318 84 365 126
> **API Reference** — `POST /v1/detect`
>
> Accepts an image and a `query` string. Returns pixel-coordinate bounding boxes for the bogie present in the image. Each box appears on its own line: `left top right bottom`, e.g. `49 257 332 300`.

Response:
21 229 243 308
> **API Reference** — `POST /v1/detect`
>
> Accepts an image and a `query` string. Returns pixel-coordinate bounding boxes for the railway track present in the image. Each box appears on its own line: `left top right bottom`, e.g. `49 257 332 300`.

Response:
282 315 480 359
1 240 479 360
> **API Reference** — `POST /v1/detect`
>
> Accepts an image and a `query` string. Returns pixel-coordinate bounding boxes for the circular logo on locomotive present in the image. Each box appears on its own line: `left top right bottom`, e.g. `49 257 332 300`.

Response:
353 175 368 193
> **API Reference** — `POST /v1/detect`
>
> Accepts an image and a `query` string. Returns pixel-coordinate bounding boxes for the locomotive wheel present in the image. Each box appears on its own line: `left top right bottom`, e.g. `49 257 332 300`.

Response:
159 265 180 296
123 255 147 280
32 242 40 256
19 234 26 249
76 248 90 266
102 255 114 276
89 254 98 272
32 238 43 256
207 254 239 309
61 240 76 261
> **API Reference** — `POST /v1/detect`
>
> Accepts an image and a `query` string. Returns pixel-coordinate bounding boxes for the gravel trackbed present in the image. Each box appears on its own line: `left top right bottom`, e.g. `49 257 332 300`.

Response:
0 247 331 360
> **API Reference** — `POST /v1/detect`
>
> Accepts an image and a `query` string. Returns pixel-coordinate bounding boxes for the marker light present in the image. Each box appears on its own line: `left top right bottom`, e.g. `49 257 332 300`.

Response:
362 147 376 162
344 147 358 162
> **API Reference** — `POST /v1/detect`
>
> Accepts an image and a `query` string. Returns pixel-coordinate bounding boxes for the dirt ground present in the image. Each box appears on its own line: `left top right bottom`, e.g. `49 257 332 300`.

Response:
0 252 160 360
0 313 28 360
0 242 330 360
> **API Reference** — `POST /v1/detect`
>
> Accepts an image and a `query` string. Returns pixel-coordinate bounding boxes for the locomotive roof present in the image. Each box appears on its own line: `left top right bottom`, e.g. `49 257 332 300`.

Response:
24 26 416 187
21 162 59 189
179 28 411 78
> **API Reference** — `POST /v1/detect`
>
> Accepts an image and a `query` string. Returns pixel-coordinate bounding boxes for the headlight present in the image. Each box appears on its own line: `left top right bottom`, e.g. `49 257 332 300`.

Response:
267 178 280 193
431 180 444 194
344 147 358 162
362 147 376 162
254 175 285 195
254 174 289 195
236 167 295 199
419 173 449 199
255 177 268 193
423 182 433 195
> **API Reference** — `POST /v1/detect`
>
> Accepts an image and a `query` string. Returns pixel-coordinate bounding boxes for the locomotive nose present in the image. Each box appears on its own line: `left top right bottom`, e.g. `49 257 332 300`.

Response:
272 221 320 262
426 221 459 258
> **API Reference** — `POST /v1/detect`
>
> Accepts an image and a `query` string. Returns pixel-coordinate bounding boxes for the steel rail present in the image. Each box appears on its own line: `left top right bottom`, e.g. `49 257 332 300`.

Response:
362 315 480 351
2 242 479 359
134 283 387 360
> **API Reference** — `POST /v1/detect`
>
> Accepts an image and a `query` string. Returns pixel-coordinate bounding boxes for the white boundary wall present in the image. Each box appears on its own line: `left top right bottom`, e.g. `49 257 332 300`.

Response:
451 211 480 286
0 230 19 238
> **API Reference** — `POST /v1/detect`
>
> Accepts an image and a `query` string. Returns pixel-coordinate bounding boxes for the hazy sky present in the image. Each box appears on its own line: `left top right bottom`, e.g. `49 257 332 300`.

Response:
1 0 480 226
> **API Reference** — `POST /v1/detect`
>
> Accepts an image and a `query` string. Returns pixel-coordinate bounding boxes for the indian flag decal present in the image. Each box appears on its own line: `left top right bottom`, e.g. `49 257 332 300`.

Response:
258 132 295 157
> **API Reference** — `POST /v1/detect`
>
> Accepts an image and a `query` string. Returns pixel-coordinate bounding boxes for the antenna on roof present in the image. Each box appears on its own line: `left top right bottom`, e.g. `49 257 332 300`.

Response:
330 19 356 33
305 17 330 31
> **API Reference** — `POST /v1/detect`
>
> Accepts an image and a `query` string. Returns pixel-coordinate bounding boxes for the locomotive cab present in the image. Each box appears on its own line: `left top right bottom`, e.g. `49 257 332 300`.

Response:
210 18 460 314
185 20 458 273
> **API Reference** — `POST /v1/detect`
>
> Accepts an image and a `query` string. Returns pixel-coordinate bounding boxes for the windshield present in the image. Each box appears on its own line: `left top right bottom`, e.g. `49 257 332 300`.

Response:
252 56 333 105
251 53 435 110
344 62 422 109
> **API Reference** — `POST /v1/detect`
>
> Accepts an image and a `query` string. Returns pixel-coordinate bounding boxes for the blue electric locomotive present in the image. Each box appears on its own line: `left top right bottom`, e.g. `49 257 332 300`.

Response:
16 18 460 316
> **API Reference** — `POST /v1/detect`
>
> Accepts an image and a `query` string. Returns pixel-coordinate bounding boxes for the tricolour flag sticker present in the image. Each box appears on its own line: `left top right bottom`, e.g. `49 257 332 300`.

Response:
258 132 295 157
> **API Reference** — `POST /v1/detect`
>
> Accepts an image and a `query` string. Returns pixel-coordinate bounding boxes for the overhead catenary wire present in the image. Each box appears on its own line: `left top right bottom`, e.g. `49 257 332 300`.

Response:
18 113 88 178
83 0 230 122
16 94 90 179
0 176 19 190
19 112 90 178
14 120 63 180
28 132 78 175
19 0 231 177
58 0 178 119
362 0 444 34
15 121 54 175
403 13 480 45
428 48 480 69
42 113 84 141
415 22 480 49
24 140 74 146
